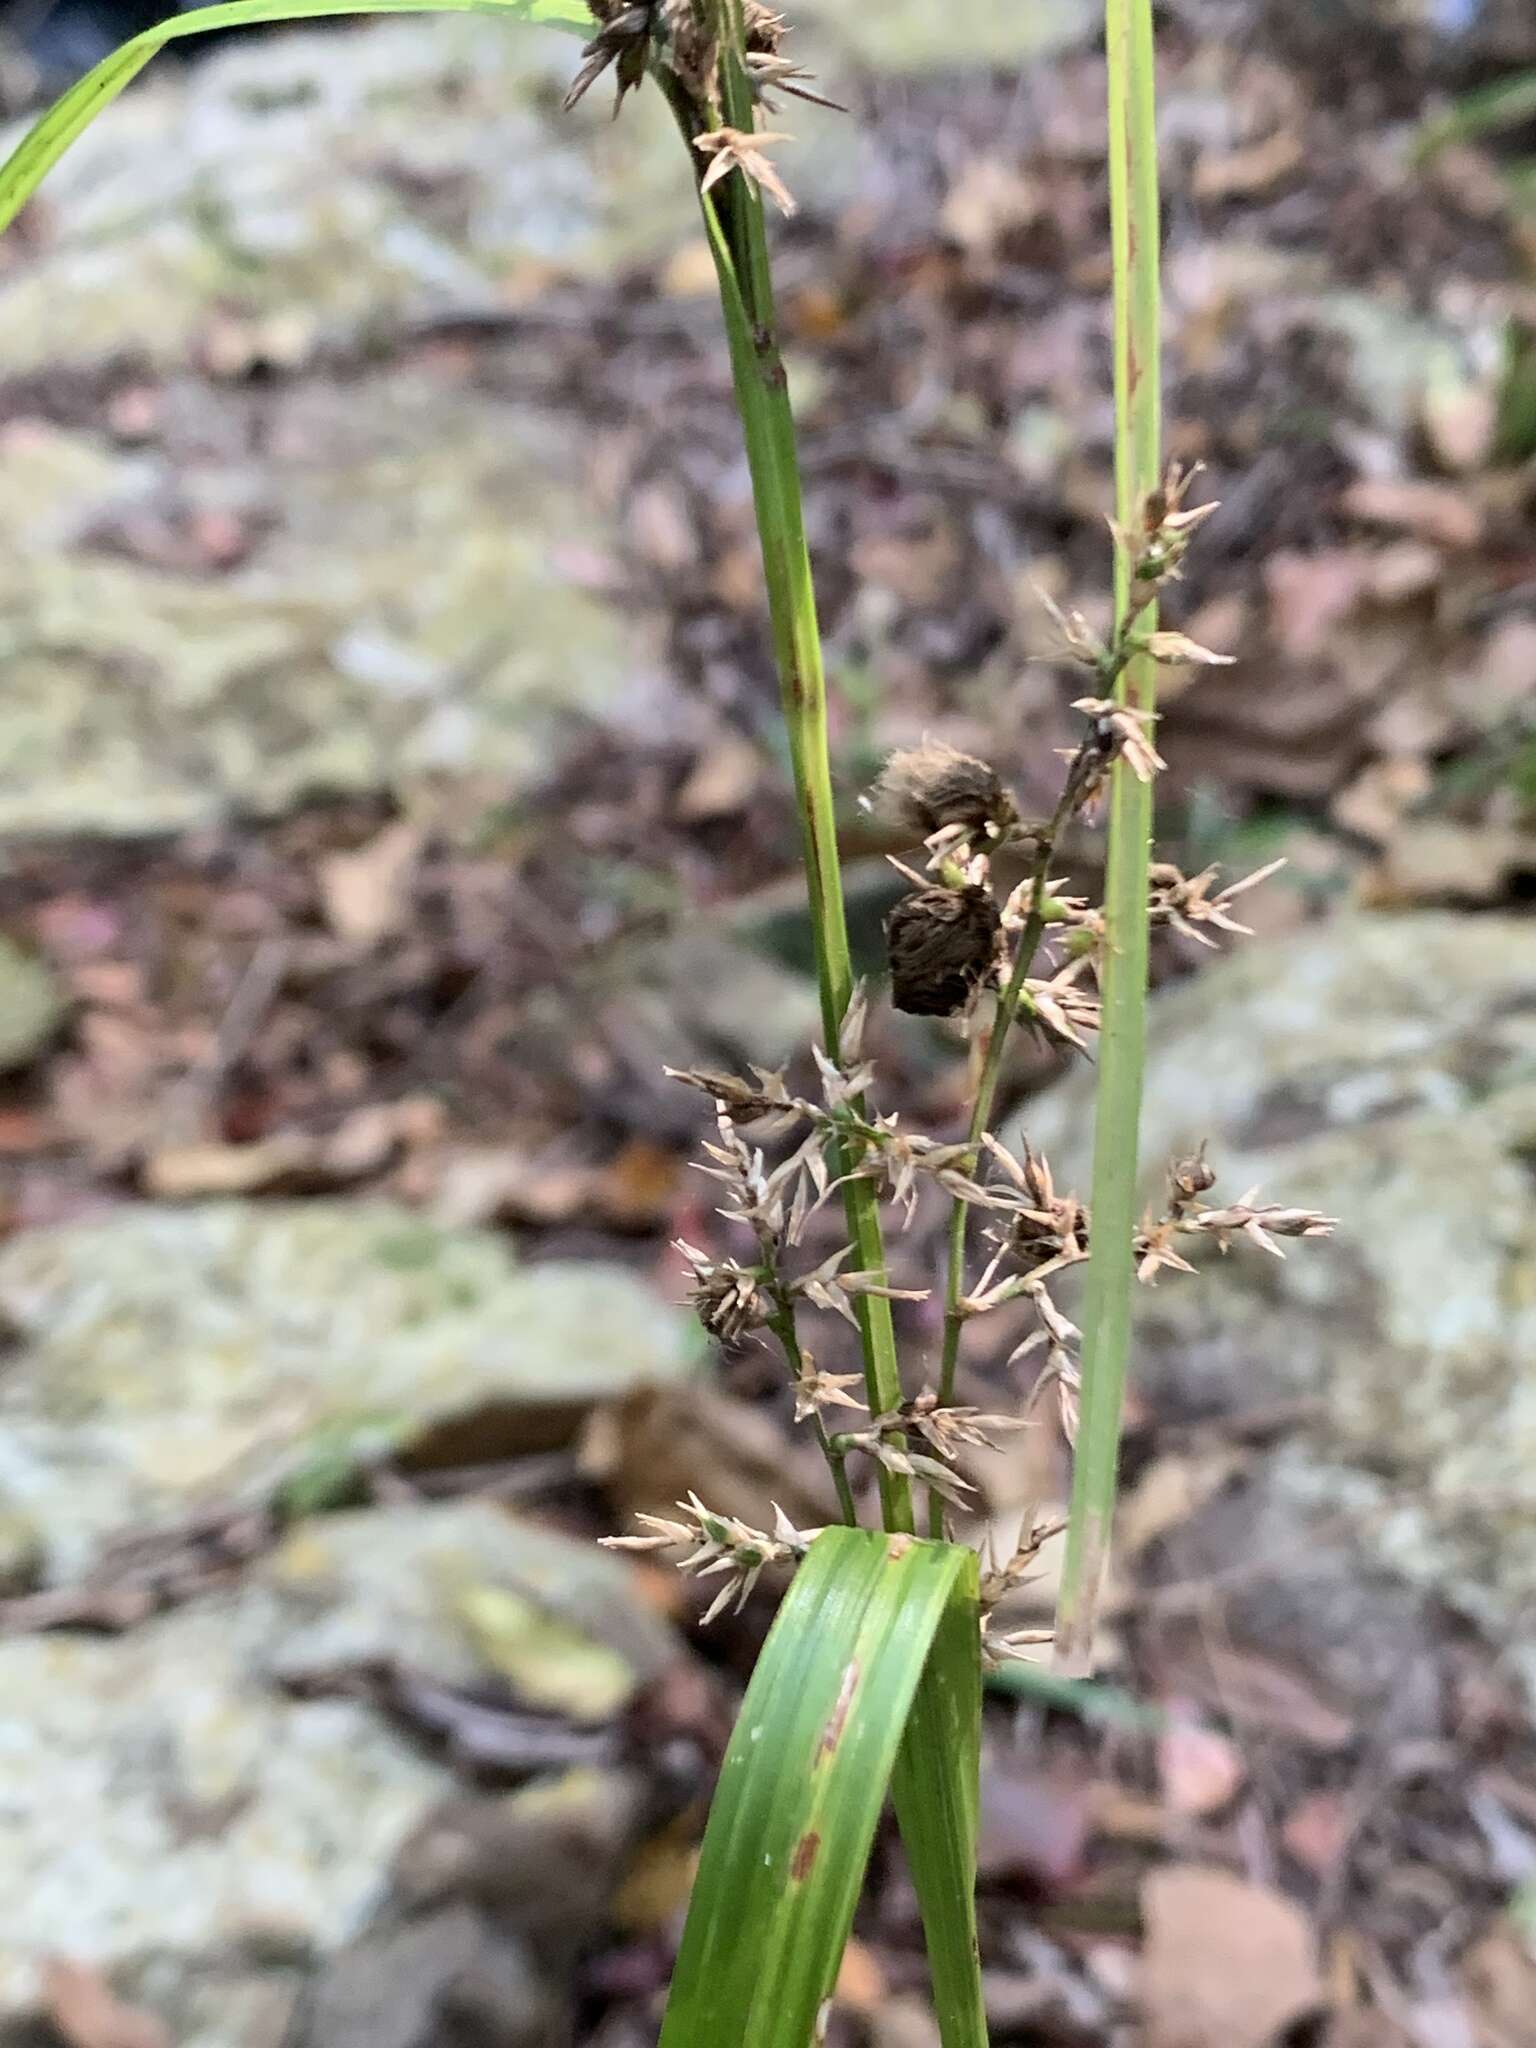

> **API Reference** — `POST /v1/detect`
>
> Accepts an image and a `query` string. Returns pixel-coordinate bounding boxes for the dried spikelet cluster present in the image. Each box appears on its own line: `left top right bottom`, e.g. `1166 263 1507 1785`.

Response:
566 0 830 216
568 7 1335 1666
610 454 1336 1665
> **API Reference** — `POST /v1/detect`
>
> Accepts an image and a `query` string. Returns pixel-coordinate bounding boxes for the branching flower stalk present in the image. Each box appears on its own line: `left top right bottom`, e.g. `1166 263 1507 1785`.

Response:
643 0 915 1531
567 0 1331 1688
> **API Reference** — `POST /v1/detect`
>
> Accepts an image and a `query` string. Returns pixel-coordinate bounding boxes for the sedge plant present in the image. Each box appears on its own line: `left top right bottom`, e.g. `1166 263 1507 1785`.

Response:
0 2 1337 2042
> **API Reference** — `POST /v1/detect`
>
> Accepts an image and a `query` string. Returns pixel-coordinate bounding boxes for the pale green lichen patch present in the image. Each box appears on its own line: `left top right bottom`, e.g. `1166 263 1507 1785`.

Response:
0 1503 670 2036
0 18 694 379
0 1199 702 1581
0 380 633 834
1020 913 1536 1684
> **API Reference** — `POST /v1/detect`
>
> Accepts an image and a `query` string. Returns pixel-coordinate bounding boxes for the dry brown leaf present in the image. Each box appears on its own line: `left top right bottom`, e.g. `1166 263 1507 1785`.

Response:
977 1760 1093 1888
1139 1866 1323 2048
143 1101 429 1199
317 821 423 949
1192 129 1303 200
582 1382 836 1534
1331 757 1433 846
627 481 696 574
1282 1789 1354 1878
1420 375 1498 474
432 1141 676 1232
612 1818 699 1934
674 737 762 823
660 239 717 298
1264 550 1373 659
941 158 1041 255
1157 1718 1246 1818
1366 540 1442 604
1472 617 1536 725
1147 1622 1358 1750
833 1938 888 2014
1118 1453 1243 1563
595 1140 681 1231
867 1997 943 2048
1342 477 1483 550
143 1133 313 1198
1368 822 1536 908
42 1960 171 2048
433 1147 597 1229
1461 1930 1536 2048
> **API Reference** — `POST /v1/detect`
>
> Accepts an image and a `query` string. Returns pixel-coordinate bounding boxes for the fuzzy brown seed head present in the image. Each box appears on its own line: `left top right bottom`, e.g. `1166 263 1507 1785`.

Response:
873 743 1017 847
885 884 1001 1016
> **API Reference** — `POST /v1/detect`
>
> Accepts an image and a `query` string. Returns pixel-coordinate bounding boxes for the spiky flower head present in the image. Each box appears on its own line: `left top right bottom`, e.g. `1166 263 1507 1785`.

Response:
675 1240 771 1343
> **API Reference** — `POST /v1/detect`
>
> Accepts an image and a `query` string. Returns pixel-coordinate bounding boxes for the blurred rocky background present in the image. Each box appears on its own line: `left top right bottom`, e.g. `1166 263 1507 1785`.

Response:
1 0 1535 2044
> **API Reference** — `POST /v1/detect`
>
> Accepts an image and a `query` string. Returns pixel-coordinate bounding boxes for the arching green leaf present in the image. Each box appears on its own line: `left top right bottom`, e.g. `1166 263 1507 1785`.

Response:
0 0 591 237
659 1526 985 2048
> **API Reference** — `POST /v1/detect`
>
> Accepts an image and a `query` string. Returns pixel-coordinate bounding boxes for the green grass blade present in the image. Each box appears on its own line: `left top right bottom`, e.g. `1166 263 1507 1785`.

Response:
1415 66 1536 161
0 0 589 236
889 1552 986 2048
987 1657 1161 1730
1054 0 1162 1675
659 1529 977 2048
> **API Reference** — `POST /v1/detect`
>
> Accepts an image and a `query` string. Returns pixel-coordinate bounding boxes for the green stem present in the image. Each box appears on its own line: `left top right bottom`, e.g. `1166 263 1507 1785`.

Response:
673 49 913 1532
1054 0 1162 1672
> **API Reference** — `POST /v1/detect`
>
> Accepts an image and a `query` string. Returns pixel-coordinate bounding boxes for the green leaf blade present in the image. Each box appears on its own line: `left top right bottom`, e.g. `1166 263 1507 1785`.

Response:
659 1528 981 2048
890 1551 986 2048
0 0 591 237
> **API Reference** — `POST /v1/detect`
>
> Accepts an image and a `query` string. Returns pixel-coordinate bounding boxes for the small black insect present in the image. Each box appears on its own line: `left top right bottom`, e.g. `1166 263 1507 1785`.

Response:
885 884 1001 1017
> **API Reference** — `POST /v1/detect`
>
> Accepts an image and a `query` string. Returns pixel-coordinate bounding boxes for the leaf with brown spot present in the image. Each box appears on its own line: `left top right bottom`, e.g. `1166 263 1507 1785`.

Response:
817 1662 860 1762
657 1528 985 2048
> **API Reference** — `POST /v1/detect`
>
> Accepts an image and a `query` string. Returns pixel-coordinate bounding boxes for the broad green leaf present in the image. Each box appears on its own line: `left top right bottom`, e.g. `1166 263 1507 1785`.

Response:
890 1564 986 2048
659 1527 984 2048
0 0 591 237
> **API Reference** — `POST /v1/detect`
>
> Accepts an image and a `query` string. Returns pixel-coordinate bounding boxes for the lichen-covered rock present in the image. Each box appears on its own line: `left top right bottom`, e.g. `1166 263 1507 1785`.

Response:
0 384 633 834
290 1767 649 2048
0 18 694 380
259 1500 677 1717
0 1199 701 1582
0 12 700 836
1018 912 1536 1689
0 1503 669 2045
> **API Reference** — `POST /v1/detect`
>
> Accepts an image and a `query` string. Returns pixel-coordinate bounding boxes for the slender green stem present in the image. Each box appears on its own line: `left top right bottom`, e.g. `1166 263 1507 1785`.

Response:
671 43 913 1531
1054 0 1162 1672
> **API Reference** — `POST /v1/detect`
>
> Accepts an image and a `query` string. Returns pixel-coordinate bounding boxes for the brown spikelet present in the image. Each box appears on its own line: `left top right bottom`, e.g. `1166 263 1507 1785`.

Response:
885 885 1001 1016
873 743 1017 845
